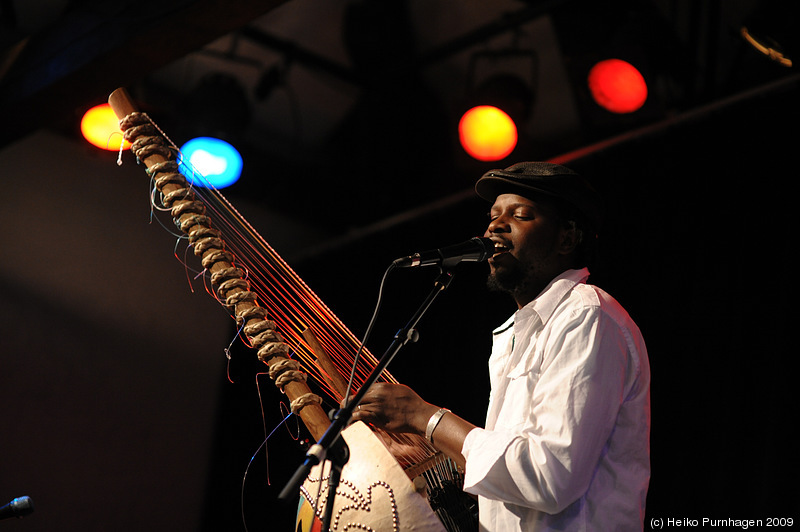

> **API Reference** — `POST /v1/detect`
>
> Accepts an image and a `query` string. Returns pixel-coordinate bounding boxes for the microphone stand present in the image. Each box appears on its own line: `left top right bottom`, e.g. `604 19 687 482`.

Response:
279 267 456 532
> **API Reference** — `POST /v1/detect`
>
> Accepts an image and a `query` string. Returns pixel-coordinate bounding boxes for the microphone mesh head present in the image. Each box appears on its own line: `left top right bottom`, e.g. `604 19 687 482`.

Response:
12 496 34 516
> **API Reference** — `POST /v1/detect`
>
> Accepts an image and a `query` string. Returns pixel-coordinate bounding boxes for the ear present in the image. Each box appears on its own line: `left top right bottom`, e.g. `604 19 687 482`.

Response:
558 224 581 255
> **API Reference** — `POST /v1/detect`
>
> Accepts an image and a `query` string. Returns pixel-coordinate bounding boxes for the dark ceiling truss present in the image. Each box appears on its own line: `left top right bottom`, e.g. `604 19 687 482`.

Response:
0 0 795 160
0 0 584 151
224 0 568 98
0 0 288 149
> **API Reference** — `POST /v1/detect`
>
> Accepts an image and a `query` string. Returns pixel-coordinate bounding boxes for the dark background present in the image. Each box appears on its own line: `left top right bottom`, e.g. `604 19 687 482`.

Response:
203 84 800 530
1 1 798 530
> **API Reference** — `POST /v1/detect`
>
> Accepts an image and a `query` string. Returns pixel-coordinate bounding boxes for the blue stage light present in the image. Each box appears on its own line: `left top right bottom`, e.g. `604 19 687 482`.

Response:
179 137 243 189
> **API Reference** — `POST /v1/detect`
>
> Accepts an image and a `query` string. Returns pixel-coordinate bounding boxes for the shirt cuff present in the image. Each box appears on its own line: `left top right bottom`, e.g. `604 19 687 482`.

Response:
461 426 515 494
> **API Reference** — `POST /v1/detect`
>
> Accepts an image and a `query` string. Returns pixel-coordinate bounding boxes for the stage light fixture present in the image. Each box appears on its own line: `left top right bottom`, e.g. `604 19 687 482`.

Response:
458 50 537 162
458 105 518 162
587 59 648 114
742 27 792 67
174 73 250 189
80 103 130 151
740 0 796 68
179 137 243 189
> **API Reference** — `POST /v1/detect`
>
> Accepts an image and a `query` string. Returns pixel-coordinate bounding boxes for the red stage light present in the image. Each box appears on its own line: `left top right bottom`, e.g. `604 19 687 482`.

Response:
587 59 648 114
458 105 518 162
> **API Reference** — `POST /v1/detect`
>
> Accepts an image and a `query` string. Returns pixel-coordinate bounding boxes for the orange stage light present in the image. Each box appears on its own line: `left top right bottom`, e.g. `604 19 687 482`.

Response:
80 103 131 151
458 105 518 162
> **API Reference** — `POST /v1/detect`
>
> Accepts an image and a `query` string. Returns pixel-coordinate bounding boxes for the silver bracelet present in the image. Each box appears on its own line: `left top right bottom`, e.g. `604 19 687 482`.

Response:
425 408 451 443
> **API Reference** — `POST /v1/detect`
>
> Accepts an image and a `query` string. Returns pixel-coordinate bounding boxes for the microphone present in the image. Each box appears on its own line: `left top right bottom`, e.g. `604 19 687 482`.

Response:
0 496 34 520
393 237 494 268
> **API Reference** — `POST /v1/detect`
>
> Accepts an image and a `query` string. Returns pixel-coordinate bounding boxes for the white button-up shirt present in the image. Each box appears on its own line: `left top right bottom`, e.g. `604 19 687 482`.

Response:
461 268 650 531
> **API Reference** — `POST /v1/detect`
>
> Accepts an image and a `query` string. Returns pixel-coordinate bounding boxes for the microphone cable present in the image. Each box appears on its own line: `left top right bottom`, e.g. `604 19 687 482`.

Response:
342 260 398 407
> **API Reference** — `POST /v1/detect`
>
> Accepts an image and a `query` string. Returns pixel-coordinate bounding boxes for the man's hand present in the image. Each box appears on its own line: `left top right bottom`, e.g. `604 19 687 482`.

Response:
344 382 477 469
347 382 439 435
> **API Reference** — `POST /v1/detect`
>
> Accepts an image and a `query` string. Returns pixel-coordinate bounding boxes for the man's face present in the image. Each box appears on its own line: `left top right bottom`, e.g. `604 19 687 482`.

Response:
484 193 568 306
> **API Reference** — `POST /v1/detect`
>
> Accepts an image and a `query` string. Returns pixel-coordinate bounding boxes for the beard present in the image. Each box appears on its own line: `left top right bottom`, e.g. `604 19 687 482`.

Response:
486 254 554 303
486 266 523 294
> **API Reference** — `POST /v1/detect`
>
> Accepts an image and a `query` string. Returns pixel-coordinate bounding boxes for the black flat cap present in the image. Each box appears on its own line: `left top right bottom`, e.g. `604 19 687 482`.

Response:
475 161 604 230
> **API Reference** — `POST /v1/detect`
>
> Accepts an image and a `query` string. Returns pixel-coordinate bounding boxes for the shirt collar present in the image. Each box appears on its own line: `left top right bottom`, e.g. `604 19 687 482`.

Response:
518 267 590 325
492 268 590 335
